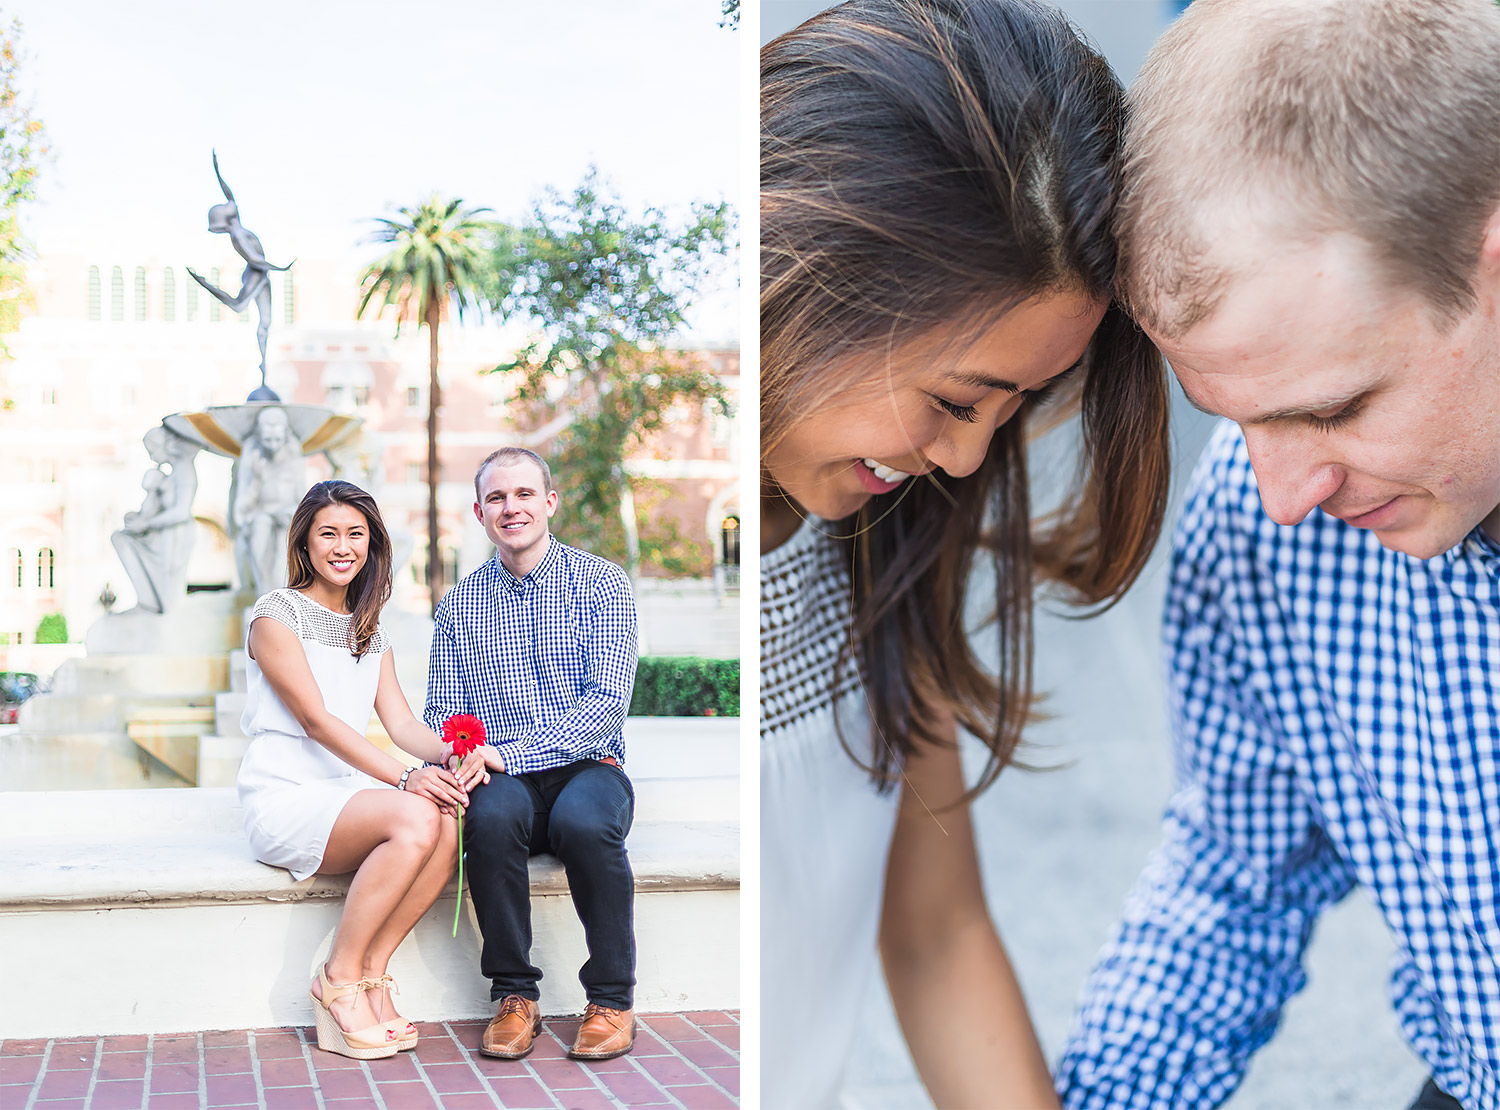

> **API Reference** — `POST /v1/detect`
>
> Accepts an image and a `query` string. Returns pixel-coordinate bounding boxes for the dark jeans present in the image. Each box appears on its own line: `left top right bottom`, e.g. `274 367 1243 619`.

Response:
1409 1078 1465 1110
463 759 636 1010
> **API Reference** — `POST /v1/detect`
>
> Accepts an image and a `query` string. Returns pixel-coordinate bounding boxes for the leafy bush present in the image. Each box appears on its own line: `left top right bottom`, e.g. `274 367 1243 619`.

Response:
34 613 67 644
629 656 738 717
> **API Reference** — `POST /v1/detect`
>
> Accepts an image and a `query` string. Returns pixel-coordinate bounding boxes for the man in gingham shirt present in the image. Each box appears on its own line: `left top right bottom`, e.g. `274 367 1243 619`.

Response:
1057 2 1500 1108
425 447 640 1063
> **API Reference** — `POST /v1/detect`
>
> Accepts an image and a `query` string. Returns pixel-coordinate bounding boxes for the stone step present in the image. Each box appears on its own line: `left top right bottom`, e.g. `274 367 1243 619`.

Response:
0 787 738 1039
200 713 738 778
194 736 739 823
124 702 218 783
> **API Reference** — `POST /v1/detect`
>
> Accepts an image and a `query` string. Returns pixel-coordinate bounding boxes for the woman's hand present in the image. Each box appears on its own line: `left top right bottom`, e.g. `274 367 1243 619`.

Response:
448 745 505 791
402 765 468 817
452 747 491 791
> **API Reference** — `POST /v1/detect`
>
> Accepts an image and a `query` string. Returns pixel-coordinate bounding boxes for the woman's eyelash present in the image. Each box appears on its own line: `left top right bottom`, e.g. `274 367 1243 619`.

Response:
935 397 980 423
1025 362 1081 407
1025 382 1061 406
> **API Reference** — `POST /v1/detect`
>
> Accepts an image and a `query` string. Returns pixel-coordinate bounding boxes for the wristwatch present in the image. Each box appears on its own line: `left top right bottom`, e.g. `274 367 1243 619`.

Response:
397 767 413 791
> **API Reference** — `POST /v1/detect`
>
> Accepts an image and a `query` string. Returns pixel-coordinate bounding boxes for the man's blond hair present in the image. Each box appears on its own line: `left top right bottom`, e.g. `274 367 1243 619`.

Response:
1118 0 1500 338
474 447 552 500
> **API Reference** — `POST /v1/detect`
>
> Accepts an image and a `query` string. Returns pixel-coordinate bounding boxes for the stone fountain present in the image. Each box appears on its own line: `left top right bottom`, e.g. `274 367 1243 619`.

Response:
17 154 364 784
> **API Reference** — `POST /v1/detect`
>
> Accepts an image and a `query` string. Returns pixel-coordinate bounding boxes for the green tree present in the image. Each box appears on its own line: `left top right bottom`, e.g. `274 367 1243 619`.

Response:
483 169 734 578
357 197 492 615
720 0 739 29
0 15 48 381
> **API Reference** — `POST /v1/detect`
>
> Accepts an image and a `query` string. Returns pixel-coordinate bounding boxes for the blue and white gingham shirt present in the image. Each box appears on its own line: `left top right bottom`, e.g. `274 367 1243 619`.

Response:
423 538 638 775
1059 422 1500 1109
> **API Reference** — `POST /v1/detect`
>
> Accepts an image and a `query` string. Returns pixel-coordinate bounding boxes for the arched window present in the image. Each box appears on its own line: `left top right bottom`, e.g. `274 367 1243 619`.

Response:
185 276 198 322
87 266 101 321
282 270 296 324
110 266 124 322
134 266 147 321
162 267 176 322
208 269 222 322
720 515 741 566
9 548 21 588
37 547 54 589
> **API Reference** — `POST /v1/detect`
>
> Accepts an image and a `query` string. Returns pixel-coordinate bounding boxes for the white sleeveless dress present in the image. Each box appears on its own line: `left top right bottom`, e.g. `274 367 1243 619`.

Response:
761 516 903 1108
236 588 390 880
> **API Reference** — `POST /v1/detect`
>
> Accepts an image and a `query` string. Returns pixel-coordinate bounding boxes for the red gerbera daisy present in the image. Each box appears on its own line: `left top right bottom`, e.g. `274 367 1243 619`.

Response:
443 713 486 759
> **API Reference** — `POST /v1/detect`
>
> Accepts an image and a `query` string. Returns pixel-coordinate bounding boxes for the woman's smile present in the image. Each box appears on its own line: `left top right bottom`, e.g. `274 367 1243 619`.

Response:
763 290 1105 528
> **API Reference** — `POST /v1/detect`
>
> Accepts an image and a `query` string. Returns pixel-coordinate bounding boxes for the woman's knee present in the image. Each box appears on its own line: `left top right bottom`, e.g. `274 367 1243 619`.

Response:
388 796 443 856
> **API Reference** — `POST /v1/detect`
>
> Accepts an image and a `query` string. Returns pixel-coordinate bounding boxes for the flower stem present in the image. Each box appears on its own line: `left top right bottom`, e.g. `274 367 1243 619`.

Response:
452 810 464 938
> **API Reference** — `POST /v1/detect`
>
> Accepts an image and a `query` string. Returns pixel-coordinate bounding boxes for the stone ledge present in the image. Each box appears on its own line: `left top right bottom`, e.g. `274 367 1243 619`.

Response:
0 788 737 911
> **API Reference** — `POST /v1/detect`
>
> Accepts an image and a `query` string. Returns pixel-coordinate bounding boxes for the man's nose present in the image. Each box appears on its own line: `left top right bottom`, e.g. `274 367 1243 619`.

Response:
922 396 1024 479
1242 425 1344 526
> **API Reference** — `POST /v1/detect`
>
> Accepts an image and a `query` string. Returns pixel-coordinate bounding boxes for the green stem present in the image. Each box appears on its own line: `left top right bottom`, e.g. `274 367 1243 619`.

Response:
452 809 464 938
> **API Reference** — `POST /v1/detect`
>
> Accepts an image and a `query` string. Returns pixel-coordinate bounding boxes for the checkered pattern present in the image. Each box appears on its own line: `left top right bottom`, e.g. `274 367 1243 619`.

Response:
759 516 862 741
1058 422 1500 1110
424 540 637 774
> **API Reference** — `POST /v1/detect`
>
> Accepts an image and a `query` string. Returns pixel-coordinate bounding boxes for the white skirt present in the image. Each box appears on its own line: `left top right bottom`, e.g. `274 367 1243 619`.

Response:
237 730 387 881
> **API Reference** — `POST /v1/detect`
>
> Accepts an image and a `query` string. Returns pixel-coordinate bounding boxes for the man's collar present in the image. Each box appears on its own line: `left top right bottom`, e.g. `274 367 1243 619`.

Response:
493 537 563 590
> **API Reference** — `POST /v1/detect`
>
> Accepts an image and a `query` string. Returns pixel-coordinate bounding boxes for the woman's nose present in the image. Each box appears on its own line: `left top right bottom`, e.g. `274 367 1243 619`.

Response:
923 396 1023 478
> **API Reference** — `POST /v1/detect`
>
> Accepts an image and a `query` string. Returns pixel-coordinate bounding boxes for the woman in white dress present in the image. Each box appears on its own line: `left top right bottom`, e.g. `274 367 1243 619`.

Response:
238 479 487 1060
761 1 1171 1105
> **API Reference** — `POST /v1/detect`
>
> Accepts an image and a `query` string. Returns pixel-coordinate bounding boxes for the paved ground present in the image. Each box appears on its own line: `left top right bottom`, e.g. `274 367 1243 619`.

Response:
843 401 1430 1108
1 1011 738 1110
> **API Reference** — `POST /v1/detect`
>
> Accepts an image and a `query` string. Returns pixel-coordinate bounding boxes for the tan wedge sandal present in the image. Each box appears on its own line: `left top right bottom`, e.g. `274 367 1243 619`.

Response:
365 974 418 1051
310 965 401 1060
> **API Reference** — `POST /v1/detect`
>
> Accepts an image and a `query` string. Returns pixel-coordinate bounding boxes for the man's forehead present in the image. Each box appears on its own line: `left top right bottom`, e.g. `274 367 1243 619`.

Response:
480 460 547 496
1160 237 1405 366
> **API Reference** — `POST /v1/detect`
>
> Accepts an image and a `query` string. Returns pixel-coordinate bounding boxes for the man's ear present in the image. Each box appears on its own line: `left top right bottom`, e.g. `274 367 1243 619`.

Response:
1479 201 1500 303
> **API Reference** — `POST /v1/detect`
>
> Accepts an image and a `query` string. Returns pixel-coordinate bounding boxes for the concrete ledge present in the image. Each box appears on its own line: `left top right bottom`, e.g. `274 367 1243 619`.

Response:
0 789 737 909
0 745 739 1037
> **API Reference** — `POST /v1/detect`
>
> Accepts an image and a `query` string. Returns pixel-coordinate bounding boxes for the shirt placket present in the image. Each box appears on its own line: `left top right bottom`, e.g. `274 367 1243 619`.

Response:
521 577 542 727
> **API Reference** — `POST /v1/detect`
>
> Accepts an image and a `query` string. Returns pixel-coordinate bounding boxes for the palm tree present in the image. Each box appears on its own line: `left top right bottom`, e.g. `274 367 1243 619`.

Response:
358 197 492 615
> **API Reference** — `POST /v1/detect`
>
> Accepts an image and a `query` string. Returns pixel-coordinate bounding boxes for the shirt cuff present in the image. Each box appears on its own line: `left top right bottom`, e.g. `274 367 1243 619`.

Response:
492 740 526 774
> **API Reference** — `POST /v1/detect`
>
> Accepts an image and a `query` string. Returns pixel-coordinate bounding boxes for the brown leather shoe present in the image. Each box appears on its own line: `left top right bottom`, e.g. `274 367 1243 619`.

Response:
568 1002 635 1060
480 995 542 1059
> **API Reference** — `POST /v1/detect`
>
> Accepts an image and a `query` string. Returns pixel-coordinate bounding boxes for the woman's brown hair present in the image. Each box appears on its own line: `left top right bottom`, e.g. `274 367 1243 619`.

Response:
762 0 1170 792
285 480 394 657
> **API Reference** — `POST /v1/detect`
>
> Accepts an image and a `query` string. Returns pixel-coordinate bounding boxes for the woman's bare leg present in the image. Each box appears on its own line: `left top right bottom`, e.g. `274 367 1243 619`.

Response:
362 813 460 1024
311 789 442 1034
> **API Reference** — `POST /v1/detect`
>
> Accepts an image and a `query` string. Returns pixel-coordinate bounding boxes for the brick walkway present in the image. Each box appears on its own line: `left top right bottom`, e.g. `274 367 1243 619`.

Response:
0 1011 739 1109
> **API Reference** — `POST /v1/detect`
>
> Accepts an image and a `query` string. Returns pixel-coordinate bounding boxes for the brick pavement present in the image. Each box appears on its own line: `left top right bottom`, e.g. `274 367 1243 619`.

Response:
0 1011 739 1109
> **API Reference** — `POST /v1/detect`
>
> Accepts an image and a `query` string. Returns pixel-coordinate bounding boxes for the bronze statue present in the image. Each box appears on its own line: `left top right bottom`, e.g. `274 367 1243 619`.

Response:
187 151 295 400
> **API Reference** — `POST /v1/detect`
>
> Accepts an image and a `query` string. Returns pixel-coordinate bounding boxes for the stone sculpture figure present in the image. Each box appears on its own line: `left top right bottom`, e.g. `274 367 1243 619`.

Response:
111 425 201 614
187 152 294 401
231 406 304 596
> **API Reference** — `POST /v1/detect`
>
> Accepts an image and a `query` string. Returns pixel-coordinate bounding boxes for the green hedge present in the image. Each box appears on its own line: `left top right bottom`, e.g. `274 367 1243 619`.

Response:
629 656 739 717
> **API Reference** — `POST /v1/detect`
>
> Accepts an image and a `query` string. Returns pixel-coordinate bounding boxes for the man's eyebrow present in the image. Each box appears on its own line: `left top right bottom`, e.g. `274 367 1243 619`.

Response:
1177 384 1368 424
